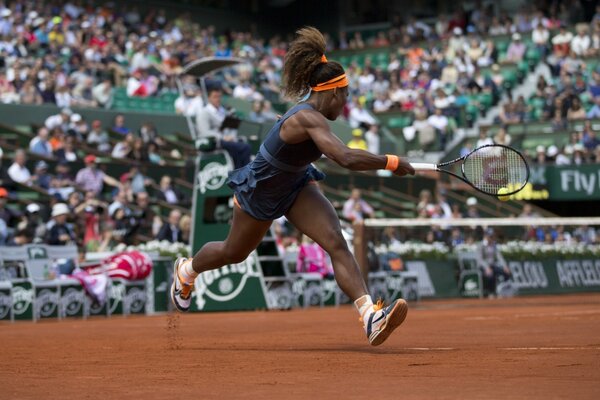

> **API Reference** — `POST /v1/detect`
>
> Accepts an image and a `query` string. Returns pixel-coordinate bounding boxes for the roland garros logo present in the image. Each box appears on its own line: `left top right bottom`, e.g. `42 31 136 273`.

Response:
198 161 229 194
195 253 261 310
60 288 84 316
12 286 34 315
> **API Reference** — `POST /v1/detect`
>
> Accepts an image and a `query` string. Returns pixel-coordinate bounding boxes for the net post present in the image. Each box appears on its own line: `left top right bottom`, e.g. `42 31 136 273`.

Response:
352 221 369 289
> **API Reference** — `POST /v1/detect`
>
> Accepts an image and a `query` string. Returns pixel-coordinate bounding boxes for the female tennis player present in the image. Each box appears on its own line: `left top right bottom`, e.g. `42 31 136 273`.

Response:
172 27 414 346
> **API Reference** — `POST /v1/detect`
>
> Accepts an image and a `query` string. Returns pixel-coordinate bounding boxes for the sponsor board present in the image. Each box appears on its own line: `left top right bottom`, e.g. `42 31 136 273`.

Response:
191 252 268 312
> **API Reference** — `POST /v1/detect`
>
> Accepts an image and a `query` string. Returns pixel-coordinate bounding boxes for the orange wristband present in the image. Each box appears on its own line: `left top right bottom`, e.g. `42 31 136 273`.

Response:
385 155 399 171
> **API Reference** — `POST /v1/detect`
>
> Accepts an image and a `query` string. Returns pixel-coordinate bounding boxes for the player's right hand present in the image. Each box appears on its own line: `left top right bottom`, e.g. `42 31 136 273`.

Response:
394 158 415 176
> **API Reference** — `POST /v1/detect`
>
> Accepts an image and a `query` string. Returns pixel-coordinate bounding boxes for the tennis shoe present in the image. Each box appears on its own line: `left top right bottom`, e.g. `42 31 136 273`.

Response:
365 299 408 346
170 257 194 312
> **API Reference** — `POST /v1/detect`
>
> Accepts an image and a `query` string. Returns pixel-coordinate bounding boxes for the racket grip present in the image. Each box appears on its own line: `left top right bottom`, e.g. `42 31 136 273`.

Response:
410 163 437 171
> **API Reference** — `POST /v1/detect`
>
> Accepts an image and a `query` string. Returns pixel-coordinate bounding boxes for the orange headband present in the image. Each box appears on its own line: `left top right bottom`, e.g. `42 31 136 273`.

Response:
321 54 328 63
310 73 349 92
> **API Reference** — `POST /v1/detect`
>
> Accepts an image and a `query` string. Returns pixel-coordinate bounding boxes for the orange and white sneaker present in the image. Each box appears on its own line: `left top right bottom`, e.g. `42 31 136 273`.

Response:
170 257 194 312
365 299 408 346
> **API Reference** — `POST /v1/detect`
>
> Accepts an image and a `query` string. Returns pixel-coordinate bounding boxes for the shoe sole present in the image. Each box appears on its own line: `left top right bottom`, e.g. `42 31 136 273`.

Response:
170 257 190 312
369 299 408 346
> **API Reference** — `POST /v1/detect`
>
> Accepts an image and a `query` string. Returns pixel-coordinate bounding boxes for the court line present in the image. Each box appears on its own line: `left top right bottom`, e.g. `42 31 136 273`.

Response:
501 347 600 351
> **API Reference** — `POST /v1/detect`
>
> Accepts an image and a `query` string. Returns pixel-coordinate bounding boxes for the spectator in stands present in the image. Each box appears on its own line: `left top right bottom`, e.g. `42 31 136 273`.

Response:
108 205 139 246
111 132 134 159
0 214 8 245
478 228 512 298
33 161 52 190
29 127 53 157
296 234 333 277
248 100 268 123
475 130 494 148
156 175 184 205
551 26 574 59
493 127 512 146
0 186 20 230
196 87 251 169
435 190 452 219
567 97 586 120
133 191 160 238
147 142 166 166
364 124 380 155
157 209 183 243
519 204 540 219
112 114 132 136
44 108 71 132
7 149 32 185
555 146 572 165
532 22 550 58
571 26 591 57
348 97 377 129
427 108 450 150
0 148 14 191
87 120 111 153
466 197 480 218
505 33 526 63
416 189 433 218
49 161 75 201
92 78 113 108
586 97 600 119
74 154 121 196
175 86 205 117
54 136 78 162
347 129 368 150
546 145 559 163
583 130 600 151
179 214 192 245
46 203 76 246
343 188 374 222
127 137 149 163
372 92 392 113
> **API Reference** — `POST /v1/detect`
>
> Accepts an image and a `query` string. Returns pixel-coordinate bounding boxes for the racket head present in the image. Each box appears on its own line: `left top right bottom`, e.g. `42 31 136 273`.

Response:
461 144 529 196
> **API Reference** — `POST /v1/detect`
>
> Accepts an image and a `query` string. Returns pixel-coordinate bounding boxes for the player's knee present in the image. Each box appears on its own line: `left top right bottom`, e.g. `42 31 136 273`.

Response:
324 233 349 255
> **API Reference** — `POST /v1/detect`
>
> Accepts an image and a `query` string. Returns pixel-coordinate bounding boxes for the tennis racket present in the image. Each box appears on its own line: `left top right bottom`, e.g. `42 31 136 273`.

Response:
409 144 530 196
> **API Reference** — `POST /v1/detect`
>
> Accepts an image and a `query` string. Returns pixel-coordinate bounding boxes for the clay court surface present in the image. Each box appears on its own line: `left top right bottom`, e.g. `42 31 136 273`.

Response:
1 294 599 399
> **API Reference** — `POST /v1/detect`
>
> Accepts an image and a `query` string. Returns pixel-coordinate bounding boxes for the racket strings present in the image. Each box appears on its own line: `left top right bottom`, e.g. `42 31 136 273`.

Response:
463 146 529 195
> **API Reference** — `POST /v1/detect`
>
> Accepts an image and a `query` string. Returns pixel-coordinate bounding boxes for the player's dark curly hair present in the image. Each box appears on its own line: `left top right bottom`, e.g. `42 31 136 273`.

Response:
282 26 345 101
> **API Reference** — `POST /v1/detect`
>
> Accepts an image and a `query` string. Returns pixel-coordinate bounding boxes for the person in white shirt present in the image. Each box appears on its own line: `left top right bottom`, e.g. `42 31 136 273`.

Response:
45 108 71 131
372 92 392 113
532 23 550 57
571 29 591 57
196 88 251 169
475 130 494 148
364 124 380 155
427 108 449 150
7 149 32 184
348 97 377 129
174 86 204 117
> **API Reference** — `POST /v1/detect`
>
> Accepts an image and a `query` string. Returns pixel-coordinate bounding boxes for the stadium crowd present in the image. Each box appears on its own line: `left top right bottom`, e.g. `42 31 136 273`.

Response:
1 0 600 252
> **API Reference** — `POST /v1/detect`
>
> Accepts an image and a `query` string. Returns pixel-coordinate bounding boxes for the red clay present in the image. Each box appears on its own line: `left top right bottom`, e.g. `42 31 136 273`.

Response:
1 294 599 399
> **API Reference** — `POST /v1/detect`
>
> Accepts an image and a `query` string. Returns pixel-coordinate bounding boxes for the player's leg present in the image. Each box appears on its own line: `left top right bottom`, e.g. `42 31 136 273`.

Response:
171 201 272 311
285 184 407 345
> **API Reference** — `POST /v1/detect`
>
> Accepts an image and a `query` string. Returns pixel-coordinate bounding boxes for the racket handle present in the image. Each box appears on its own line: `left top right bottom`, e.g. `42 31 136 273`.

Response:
410 163 437 171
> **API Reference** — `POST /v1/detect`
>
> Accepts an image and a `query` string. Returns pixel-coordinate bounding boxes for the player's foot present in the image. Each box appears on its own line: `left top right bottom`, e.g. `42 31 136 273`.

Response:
365 299 408 346
170 257 194 312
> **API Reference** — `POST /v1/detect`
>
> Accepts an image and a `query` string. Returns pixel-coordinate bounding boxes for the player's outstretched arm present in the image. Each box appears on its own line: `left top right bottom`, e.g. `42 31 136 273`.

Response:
302 111 414 176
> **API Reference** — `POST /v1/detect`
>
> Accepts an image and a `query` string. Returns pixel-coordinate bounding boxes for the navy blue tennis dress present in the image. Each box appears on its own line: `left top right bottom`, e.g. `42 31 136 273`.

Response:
227 103 325 220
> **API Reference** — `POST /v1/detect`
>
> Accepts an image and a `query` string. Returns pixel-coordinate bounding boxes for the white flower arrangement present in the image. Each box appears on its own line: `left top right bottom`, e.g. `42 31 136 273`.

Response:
374 240 600 261
110 240 191 258
499 241 600 260
377 242 450 260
